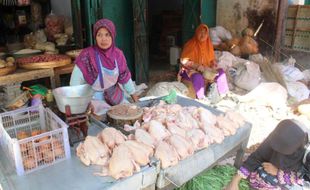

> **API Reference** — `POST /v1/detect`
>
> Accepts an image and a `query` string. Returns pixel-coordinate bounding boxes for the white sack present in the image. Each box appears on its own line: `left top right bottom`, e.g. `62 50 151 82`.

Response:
234 61 261 91
286 81 310 102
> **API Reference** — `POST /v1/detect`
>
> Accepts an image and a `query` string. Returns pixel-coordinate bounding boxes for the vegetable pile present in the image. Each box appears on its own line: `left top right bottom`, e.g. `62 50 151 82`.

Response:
176 165 250 190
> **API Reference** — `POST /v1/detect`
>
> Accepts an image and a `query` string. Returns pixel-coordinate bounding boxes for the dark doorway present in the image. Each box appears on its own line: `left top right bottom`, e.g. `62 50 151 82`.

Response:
148 0 183 73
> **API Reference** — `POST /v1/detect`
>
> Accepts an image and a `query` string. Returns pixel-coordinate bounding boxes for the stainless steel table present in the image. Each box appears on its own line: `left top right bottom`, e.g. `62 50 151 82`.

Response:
0 122 158 190
142 96 252 189
0 96 251 190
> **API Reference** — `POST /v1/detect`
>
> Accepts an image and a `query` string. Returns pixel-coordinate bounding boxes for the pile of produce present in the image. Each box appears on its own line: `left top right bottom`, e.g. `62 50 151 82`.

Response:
17 54 71 69
0 57 16 76
176 165 250 190
0 57 15 68
17 54 70 64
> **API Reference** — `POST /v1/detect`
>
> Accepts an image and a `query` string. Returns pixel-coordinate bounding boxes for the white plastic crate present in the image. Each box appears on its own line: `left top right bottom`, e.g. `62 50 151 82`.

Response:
0 104 71 175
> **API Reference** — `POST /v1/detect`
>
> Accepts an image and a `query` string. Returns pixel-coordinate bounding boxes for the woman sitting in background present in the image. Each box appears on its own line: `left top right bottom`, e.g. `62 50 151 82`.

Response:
178 24 228 100
226 119 310 190
70 18 138 115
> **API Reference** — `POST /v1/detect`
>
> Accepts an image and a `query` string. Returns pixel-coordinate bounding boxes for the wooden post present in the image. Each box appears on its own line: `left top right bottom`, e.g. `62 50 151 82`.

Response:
291 5 300 48
71 0 83 48
274 0 288 61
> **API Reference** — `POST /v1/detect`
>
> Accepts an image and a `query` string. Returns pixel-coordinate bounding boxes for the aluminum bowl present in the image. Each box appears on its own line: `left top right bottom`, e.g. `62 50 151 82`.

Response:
53 84 94 114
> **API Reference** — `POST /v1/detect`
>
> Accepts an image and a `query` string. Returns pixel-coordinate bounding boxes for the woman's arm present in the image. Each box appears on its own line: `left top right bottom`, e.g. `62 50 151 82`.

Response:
70 65 87 86
225 173 243 190
123 79 139 102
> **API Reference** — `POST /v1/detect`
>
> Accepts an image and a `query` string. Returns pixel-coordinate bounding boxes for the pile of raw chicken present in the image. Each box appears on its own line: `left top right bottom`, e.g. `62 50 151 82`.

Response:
76 102 245 180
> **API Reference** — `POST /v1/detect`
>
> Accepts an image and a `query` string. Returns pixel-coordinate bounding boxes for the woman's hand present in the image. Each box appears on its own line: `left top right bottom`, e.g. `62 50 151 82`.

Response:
262 162 278 176
225 174 242 190
86 103 94 115
131 94 139 103
197 65 206 72
211 60 218 68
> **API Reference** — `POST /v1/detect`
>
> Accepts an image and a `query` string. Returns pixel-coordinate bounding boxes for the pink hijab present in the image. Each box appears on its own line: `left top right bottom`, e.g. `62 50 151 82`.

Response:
75 18 131 85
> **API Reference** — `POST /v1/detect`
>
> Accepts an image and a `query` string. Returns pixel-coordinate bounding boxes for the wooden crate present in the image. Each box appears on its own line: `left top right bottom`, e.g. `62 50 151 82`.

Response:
285 5 310 51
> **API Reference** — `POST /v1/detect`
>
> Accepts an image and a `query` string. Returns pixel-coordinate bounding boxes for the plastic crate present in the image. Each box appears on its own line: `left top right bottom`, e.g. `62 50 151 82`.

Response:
0 104 71 175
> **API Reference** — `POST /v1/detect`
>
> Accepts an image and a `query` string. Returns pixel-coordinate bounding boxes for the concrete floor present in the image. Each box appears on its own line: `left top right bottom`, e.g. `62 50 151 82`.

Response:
148 54 177 86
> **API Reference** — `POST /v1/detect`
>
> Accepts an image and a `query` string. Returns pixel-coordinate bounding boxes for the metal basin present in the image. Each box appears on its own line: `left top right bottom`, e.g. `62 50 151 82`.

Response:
53 84 94 114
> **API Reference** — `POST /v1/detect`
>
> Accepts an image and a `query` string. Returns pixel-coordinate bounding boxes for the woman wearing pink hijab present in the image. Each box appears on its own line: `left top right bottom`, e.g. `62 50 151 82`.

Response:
70 18 138 115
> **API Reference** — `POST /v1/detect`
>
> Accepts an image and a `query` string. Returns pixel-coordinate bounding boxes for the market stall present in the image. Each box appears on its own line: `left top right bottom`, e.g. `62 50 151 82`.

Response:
0 95 251 190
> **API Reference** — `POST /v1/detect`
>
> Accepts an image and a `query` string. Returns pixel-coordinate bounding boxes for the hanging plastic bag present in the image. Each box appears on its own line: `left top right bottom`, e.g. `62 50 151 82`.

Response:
45 11 64 41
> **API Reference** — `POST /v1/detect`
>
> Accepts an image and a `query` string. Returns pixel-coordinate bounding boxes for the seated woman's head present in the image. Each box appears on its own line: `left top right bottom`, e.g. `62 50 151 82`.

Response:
195 24 209 42
93 18 116 50
269 119 308 155
96 27 112 50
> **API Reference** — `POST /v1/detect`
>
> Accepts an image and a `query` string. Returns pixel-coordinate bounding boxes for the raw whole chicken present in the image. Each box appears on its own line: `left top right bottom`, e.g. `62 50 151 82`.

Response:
166 122 186 138
151 107 167 123
97 127 127 149
155 141 179 169
166 104 183 114
216 115 238 136
197 107 217 128
203 125 225 144
76 136 110 166
135 128 156 148
141 122 151 130
186 128 209 150
105 144 140 179
167 135 194 160
174 110 195 130
142 107 155 122
123 140 153 166
124 120 141 132
148 120 170 142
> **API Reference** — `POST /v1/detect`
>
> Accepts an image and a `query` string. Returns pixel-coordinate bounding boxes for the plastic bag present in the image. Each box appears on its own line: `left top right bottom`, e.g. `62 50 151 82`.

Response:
207 83 221 104
286 81 309 102
45 12 64 41
234 61 261 91
276 64 304 82
210 26 232 45
303 69 310 82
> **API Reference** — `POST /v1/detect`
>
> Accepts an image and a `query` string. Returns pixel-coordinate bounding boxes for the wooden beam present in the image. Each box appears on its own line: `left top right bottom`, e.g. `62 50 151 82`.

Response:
274 0 288 61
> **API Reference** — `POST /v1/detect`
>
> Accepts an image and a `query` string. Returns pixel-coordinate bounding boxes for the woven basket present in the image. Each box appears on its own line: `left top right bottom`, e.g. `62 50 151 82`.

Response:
0 65 16 76
18 58 71 69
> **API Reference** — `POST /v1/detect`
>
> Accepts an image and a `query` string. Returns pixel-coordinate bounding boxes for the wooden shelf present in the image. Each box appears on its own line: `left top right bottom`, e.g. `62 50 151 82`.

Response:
0 68 55 88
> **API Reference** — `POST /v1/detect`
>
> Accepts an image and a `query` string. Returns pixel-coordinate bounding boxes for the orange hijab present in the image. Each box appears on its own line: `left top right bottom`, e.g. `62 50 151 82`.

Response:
181 24 215 67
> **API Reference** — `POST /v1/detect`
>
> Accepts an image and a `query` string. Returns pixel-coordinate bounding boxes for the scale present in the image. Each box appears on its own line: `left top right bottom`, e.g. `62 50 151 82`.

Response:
64 105 89 146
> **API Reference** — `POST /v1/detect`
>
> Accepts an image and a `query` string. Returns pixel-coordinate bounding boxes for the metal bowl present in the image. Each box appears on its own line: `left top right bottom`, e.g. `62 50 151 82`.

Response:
52 84 94 114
